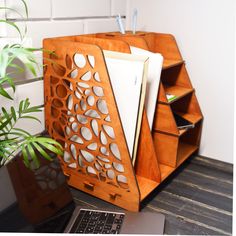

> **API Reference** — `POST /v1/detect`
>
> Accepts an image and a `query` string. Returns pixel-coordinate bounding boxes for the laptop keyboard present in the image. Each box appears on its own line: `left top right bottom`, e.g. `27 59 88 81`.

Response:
70 209 125 234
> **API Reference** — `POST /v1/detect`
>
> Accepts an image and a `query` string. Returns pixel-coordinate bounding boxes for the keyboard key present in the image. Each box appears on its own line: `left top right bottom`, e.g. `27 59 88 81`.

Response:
106 213 116 224
116 224 122 230
115 219 123 224
104 224 112 230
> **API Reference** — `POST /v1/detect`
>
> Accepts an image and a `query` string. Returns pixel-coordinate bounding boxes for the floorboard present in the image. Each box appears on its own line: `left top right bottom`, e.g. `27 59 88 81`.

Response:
140 155 233 235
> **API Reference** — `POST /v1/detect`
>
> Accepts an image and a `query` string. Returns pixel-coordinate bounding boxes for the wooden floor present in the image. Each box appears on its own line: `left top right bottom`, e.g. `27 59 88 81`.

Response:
71 155 233 235
0 155 233 235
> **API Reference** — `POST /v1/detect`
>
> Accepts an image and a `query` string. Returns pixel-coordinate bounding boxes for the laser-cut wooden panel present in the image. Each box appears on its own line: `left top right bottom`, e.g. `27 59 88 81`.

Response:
43 39 140 211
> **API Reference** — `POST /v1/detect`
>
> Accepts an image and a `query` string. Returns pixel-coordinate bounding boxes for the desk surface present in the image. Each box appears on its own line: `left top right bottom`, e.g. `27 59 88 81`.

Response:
0 155 232 235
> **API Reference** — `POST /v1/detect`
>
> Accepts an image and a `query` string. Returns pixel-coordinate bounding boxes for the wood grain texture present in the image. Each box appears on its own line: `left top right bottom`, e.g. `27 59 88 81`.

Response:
42 31 203 213
140 155 233 235
43 37 140 212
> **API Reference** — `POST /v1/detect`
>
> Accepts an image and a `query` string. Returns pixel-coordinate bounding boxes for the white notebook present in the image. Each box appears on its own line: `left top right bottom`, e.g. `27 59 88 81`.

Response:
130 47 163 129
103 50 148 163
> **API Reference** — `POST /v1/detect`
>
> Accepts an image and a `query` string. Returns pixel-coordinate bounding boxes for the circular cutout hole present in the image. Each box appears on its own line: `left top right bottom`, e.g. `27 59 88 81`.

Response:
85 109 101 119
97 156 110 163
77 114 88 124
104 164 111 169
69 117 75 122
94 72 101 82
91 119 99 136
74 53 86 68
84 89 91 96
68 163 77 169
100 131 107 145
53 121 64 137
78 155 84 168
75 90 82 99
70 144 77 160
52 63 66 76
93 86 104 97
59 116 67 125
87 55 95 68
113 162 124 173
65 54 73 69
100 146 109 156
81 71 92 81
77 82 89 89
107 170 115 180
102 125 115 139
94 162 102 171
52 98 63 108
50 76 59 84
87 142 97 151
97 99 108 114
70 135 83 144
69 69 78 78
87 95 95 106
63 151 71 163
51 107 59 118
71 122 78 132
74 104 79 112
67 95 73 110
110 143 121 160
56 84 67 98
81 127 92 141
99 172 106 181
80 100 87 111
65 126 71 135
117 175 128 189
81 150 94 163
87 166 97 178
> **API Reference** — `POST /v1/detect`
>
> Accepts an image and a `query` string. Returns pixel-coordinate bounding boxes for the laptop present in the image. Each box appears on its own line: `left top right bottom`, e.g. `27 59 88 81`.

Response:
64 206 165 234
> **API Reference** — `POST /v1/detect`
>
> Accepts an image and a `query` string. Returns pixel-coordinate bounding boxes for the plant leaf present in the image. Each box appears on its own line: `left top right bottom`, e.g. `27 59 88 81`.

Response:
32 142 53 161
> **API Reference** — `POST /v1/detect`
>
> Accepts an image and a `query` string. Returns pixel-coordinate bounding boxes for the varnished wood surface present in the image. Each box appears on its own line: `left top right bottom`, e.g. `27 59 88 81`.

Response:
70 155 232 235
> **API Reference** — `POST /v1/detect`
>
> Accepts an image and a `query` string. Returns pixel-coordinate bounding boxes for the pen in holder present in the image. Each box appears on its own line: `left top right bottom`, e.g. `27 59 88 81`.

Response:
132 9 137 34
116 14 125 34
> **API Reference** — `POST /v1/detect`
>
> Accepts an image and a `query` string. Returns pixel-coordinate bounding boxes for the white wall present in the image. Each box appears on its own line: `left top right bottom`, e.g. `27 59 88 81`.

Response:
0 0 127 212
127 0 235 164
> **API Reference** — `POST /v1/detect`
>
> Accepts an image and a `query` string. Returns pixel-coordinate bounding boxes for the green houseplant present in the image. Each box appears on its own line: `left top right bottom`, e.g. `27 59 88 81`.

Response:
0 0 63 169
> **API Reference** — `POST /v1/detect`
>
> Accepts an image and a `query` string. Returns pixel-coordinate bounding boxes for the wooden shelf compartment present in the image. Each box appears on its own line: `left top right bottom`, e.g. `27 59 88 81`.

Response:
170 92 203 125
136 175 159 201
153 99 202 137
162 84 194 104
161 63 193 89
152 120 201 168
163 59 184 70
177 142 198 167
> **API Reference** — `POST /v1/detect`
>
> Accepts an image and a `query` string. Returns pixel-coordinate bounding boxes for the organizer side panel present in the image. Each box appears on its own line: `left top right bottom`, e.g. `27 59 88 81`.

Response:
75 35 131 53
151 33 183 60
135 110 161 183
153 103 179 135
152 132 178 168
43 39 140 211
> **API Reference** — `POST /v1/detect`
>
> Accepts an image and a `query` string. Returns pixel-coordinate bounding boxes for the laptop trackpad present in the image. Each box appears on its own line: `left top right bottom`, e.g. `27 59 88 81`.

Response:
121 212 165 234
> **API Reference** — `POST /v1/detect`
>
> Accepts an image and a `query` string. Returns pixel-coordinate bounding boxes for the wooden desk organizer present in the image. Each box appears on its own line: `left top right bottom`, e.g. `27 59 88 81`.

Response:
43 31 203 212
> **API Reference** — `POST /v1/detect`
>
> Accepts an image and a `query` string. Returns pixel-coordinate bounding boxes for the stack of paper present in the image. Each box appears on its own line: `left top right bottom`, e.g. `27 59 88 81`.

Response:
103 50 148 163
130 47 163 129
